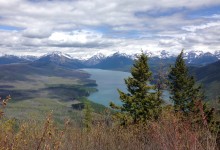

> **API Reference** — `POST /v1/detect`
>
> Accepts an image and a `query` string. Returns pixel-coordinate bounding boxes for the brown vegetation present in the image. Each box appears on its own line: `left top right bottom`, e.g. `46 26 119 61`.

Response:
0 108 218 150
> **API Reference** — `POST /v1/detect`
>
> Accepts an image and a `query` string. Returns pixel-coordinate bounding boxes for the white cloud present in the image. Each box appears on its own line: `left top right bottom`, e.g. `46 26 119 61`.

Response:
49 30 101 44
0 0 220 57
22 27 52 38
182 21 220 32
47 30 116 48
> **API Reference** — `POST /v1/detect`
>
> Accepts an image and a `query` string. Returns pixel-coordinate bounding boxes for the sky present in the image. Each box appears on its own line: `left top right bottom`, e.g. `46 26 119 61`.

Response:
0 0 220 58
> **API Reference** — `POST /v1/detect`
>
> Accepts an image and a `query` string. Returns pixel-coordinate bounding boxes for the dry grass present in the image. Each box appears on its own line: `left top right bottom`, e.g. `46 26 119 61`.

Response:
0 109 219 150
0 96 219 150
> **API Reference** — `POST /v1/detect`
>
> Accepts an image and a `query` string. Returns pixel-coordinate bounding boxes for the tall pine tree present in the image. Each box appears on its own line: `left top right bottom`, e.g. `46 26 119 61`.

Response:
168 50 204 116
110 53 162 124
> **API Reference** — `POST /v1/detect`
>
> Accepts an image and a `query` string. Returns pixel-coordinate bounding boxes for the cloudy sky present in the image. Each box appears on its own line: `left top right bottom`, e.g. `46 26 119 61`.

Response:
0 0 220 58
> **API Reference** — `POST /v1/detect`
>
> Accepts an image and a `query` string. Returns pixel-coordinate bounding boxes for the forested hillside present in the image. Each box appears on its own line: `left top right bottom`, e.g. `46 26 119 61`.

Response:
193 60 220 99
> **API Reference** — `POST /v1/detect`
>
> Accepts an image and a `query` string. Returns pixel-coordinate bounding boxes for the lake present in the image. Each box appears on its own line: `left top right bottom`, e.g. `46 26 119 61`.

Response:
82 69 170 107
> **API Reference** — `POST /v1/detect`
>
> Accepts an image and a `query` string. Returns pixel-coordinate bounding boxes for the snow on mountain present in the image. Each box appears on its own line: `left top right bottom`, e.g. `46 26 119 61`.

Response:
31 51 85 69
182 50 219 65
46 51 73 59
1 50 220 66
135 50 176 59
184 50 203 59
90 53 106 60
0 54 29 64
214 51 220 59
83 50 220 62
108 52 132 58
18 55 39 61
142 50 220 60
102 50 220 66
34 51 76 66
158 50 176 58
84 51 134 67
84 53 106 66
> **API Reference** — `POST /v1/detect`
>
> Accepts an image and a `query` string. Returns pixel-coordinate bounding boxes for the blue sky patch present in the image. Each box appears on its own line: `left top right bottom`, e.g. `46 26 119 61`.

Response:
186 5 220 19
135 7 187 18
0 25 23 31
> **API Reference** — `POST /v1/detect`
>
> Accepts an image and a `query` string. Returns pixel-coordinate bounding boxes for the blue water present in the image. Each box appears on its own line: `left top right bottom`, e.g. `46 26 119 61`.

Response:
82 69 170 107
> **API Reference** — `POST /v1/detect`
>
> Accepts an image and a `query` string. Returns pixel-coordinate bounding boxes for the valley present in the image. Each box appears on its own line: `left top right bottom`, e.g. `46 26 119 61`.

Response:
0 50 220 121
0 63 101 122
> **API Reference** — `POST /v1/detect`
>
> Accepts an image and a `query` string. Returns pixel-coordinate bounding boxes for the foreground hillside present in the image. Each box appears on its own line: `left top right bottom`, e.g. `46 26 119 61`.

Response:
0 109 218 150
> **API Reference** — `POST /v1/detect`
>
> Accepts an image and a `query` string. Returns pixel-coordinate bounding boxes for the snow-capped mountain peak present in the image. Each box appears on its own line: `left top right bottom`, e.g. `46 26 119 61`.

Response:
84 53 106 66
18 55 39 61
110 52 133 59
214 51 220 59
141 50 176 58
46 51 73 59
91 53 106 60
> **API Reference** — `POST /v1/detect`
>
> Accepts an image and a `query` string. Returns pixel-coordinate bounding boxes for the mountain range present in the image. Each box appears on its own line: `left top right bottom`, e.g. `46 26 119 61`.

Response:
0 50 220 71
31 52 85 69
0 50 220 100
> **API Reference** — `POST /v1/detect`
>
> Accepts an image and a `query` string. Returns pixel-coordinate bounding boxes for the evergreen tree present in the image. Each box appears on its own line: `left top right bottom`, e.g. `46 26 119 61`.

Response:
168 50 218 132
83 101 93 131
110 53 162 124
168 50 203 115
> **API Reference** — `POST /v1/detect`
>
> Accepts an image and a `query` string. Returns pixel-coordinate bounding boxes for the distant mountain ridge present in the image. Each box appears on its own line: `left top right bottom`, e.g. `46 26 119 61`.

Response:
92 52 134 71
85 50 220 71
0 50 219 71
184 51 219 66
83 53 106 66
31 51 85 69
0 55 29 65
